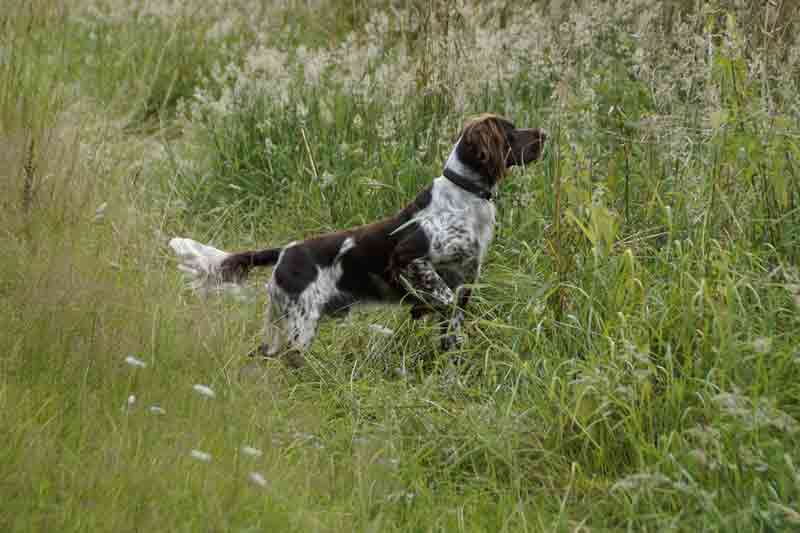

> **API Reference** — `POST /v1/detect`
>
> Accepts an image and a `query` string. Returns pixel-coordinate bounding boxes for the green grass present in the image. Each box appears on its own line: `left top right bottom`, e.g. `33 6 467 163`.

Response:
2 1 800 531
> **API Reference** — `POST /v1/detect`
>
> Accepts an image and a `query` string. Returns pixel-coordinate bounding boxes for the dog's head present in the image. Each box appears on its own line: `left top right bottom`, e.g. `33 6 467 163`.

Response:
456 114 546 184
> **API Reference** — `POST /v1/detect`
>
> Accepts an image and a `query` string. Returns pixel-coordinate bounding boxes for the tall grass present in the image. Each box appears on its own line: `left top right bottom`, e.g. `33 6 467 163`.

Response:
2 0 800 531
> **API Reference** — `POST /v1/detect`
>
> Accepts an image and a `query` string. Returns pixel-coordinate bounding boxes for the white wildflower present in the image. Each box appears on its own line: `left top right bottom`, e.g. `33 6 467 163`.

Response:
241 445 263 458
319 172 335 188
612 472 670 492
362 178 388 190
386 490 416 504
127 395 136 408
190 449 212 462
369 324 395 336
752 337 772 354
149 405 166 415
93 202 107 222
193 384 216 398
248 471 267 487
124 355 147 368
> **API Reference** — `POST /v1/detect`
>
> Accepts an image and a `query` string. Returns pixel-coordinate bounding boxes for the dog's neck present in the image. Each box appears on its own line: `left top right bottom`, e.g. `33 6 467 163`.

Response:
442 139 494 201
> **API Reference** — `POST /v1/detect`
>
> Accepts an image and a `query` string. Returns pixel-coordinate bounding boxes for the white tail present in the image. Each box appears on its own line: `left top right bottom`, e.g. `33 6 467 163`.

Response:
169 237 252 300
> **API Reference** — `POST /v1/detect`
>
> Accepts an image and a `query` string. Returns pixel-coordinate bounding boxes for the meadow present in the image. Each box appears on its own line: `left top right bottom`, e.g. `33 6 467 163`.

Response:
2 0 800 530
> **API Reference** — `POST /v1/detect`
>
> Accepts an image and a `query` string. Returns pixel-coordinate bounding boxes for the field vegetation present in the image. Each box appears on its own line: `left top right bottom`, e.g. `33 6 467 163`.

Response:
2 0 800 530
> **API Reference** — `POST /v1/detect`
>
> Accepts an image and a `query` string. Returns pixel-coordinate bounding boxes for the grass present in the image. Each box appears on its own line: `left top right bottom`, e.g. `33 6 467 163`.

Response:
2 0 800 531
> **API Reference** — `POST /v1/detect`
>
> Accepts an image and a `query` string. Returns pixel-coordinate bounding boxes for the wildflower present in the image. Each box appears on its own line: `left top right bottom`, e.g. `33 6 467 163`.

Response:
386 490 416 504
248 471 267 487
612 472 670 492
319 172 335 188
125 355 147 368
190 449 212 462
193 384 216 398
241 445 263 458
368 324 394 336
149 405 166 415
94 202 107 222
752 337 772 354
127 395 136 407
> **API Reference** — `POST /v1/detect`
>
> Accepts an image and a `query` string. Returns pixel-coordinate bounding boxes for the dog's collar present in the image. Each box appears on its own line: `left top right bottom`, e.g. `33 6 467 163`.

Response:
443 168 493 201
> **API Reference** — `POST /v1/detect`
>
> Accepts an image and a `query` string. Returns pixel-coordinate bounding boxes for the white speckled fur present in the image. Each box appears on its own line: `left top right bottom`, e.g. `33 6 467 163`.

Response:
416 176 496 270
169 238 230 293
263 238 355 354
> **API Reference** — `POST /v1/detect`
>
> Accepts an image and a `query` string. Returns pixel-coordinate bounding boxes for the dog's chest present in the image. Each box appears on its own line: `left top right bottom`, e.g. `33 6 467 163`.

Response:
417 178 496 268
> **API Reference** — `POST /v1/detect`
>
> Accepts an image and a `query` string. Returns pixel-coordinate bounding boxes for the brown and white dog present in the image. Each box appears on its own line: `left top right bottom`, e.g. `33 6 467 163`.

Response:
170 114 545 362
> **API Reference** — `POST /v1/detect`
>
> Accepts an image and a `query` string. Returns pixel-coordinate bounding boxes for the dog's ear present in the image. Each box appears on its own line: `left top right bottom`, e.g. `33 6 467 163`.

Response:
458 117 508 182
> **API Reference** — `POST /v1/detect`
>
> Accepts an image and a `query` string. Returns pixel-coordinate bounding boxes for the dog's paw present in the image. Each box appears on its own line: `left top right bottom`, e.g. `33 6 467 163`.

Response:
440 332 465 352
247 344 305 368
248 344 277 359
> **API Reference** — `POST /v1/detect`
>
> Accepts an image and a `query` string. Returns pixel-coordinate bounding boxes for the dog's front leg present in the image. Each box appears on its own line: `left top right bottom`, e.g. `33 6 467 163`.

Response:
399 258 465 350
439 286 472 351
437 259 479 351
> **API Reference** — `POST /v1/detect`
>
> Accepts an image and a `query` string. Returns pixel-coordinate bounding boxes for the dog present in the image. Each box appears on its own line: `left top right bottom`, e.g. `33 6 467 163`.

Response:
170 114 546 364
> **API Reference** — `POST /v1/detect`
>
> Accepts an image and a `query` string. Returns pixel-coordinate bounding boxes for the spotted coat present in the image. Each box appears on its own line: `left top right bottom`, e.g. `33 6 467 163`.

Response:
169 115 546 363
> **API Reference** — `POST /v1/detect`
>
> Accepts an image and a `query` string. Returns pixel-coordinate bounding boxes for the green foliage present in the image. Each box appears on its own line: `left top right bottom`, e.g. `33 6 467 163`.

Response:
2 1 800 531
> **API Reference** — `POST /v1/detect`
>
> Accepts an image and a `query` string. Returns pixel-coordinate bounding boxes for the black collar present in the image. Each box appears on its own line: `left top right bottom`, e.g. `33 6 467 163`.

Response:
443 168 493 200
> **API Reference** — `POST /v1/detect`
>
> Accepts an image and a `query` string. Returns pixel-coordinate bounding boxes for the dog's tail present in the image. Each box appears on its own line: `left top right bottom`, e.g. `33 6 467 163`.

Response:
218 247 282 280
168 237 281 297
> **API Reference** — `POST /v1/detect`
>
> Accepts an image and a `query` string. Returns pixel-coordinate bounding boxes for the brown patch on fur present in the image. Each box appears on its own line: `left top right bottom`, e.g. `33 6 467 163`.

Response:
459 113 513 183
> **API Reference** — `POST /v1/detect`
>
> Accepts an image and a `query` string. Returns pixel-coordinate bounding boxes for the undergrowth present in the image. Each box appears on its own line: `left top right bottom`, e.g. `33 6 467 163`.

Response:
2 1 800 531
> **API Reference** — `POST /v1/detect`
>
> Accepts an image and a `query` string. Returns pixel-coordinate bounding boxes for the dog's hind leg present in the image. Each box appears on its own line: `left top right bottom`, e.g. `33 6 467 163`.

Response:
252 296 287 358
279 302 322 368
251 290 320 368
